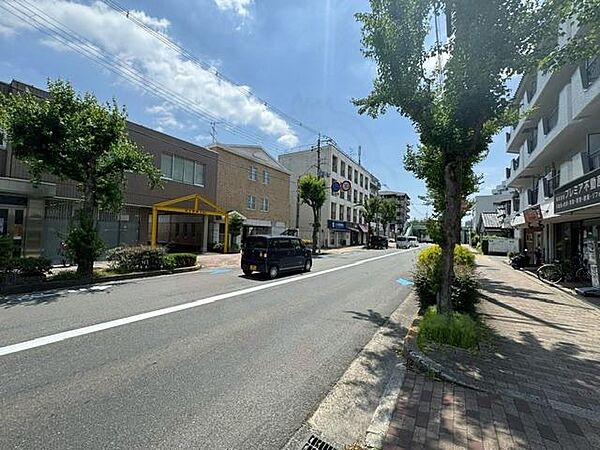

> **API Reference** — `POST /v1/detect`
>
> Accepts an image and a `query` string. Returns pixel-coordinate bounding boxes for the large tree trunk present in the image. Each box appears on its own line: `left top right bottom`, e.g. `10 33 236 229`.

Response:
75 180 98 280
312 207 320 255
438 161 462 314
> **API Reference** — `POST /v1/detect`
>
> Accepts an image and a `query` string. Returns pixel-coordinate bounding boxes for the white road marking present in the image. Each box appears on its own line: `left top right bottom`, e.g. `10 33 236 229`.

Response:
0 249 417 357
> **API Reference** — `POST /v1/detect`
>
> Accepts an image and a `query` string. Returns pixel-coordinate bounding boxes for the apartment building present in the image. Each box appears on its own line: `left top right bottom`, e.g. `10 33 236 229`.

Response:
278 144 379 247
502 23 600 267
0 79 219 260
209 144 290 241
379 191 411 236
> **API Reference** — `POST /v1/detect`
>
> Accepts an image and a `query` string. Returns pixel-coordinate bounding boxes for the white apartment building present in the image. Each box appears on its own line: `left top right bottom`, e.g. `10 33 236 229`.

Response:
503 22 599 265
278 144 379 248
379 191 411 236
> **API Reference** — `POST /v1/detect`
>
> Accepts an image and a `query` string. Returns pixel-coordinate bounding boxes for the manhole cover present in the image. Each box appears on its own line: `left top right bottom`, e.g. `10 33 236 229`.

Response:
302 434 337 450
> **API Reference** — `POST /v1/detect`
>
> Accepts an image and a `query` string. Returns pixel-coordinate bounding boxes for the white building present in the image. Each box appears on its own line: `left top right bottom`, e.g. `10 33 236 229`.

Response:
278 144 379 248
503 21 599 263
379 191 411 236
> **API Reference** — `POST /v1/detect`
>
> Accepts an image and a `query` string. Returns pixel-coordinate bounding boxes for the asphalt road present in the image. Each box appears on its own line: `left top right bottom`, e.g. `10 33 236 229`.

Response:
0 247 419 450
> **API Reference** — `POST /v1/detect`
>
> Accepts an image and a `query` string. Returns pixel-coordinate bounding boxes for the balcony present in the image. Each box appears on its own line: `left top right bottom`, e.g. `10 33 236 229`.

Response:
542 172 560 198
526 127 538 154
542 107 559 135
506 167 511 179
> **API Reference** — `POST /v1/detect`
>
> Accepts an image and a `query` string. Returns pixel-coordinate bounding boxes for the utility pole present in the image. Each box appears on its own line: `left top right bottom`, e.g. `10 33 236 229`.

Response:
210 121 218 144
316 133 321 178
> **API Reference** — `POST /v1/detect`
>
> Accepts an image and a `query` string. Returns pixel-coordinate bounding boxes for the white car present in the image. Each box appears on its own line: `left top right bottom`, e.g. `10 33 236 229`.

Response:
407 236 419 247
396 236 411 249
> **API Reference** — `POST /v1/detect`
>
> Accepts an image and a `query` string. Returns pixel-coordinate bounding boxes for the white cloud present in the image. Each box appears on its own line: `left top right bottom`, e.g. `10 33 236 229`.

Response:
213 0 253 17
0 0 298 147
146 103 183 129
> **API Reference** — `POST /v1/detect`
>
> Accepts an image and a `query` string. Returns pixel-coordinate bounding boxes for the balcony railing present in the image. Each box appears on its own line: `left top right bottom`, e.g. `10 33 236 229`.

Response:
543 173 560 198
506 167 511 179
512 156 520 170
584 55 600 88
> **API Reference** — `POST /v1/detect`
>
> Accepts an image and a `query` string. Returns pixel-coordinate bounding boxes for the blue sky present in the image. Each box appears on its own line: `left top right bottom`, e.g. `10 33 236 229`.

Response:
0 0 510 219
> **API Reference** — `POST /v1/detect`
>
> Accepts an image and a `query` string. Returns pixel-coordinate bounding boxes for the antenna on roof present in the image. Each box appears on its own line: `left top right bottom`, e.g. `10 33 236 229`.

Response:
358 145 362 165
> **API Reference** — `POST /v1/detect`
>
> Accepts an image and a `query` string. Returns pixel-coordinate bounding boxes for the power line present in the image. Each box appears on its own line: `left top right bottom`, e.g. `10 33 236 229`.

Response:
99 0 322 137
4 0 301 154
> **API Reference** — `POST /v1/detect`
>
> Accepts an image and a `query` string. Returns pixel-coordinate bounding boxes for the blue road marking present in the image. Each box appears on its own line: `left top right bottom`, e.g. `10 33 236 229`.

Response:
208 268 232 274
396 277 414 286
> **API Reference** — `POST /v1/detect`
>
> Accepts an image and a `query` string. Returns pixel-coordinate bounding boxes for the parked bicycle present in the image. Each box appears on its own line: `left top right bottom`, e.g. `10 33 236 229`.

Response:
537 254 591 284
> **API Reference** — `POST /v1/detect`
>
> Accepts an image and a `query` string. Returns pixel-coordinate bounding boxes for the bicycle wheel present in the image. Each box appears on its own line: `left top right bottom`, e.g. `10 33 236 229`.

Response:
537 264 563 283
576 267 591 282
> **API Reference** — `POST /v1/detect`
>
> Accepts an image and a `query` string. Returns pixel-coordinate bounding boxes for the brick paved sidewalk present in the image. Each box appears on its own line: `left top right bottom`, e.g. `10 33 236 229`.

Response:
383 254 600 449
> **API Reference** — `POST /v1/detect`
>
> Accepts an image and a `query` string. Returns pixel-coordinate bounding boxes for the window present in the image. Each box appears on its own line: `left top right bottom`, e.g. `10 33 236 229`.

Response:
247 195 256 210
331 202 336 220
354 171 358 184
261 198 269 212
360 174 363 187
589 133 600 170
365 177 369 187
194 162 205 186
346 206 351 222
161 153 206 187
173 155 184 182
353 210 357 223
161 153 173 179
340 161 346 177
278 238 293 249
347 166 352 180
340 190 345 200
183 159 194 185
353 189 357 203
249 166 258 181
332 155 338 173
339 205 344 220
359 192 363 204
263 169 270 185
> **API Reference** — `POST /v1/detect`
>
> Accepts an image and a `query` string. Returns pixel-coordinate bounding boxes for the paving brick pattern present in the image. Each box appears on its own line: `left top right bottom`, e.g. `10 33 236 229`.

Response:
384 255 600 449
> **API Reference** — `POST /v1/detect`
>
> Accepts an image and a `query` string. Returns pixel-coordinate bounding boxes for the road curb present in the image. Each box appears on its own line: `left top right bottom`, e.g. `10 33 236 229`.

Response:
364 362 406 450
281 290 420 450
0 265 202 296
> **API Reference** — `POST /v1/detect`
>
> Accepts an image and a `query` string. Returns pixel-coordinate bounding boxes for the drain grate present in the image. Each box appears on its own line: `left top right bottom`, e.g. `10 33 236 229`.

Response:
302 434 338 450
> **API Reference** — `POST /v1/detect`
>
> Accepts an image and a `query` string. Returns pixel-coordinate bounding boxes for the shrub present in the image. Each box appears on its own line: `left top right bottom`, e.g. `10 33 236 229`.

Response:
0 235 15 268
451 268 480 315
13 257 53 277
49 270 83 282
414 244 478 314
163 253 197 269
107 245 166 273
417 307 480 350
208 242 224 253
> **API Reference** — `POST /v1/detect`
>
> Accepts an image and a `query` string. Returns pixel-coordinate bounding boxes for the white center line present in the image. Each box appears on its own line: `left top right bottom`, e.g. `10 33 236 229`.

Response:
0 249 416 357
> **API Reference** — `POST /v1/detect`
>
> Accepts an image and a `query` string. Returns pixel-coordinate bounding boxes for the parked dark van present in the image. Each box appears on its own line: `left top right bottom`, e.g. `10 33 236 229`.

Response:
241 235 312 279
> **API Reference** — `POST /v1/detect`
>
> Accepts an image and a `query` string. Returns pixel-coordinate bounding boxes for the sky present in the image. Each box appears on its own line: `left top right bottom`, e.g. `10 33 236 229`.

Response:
0 0 511 219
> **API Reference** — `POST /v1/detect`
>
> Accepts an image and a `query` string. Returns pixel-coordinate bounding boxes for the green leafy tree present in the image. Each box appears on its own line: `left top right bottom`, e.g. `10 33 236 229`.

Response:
0 80 161 278
362 196 382 239
355 0 591 312
380 198 398 237
298 174 327 254
228 212 245 252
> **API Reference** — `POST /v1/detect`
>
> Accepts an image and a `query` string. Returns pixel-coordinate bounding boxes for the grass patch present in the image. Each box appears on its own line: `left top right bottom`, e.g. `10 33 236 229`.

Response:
417 306 481 351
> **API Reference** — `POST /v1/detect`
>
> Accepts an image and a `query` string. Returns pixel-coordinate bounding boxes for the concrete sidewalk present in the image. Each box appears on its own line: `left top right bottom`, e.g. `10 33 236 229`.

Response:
383 254 600 449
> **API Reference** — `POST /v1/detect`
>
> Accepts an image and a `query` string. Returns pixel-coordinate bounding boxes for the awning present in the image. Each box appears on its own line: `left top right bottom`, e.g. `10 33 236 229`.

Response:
348 227 359 233
358 223 369 233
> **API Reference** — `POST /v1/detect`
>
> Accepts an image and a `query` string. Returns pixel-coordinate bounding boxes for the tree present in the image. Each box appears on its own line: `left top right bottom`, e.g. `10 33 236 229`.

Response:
228 212 245 252
298 174 327 254
355 0 589 312
362 196 382 240
380 198 398 237
0 80 161 278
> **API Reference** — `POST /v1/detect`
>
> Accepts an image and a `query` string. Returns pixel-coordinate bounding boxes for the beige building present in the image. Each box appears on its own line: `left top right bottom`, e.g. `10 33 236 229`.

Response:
209 144 291 241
